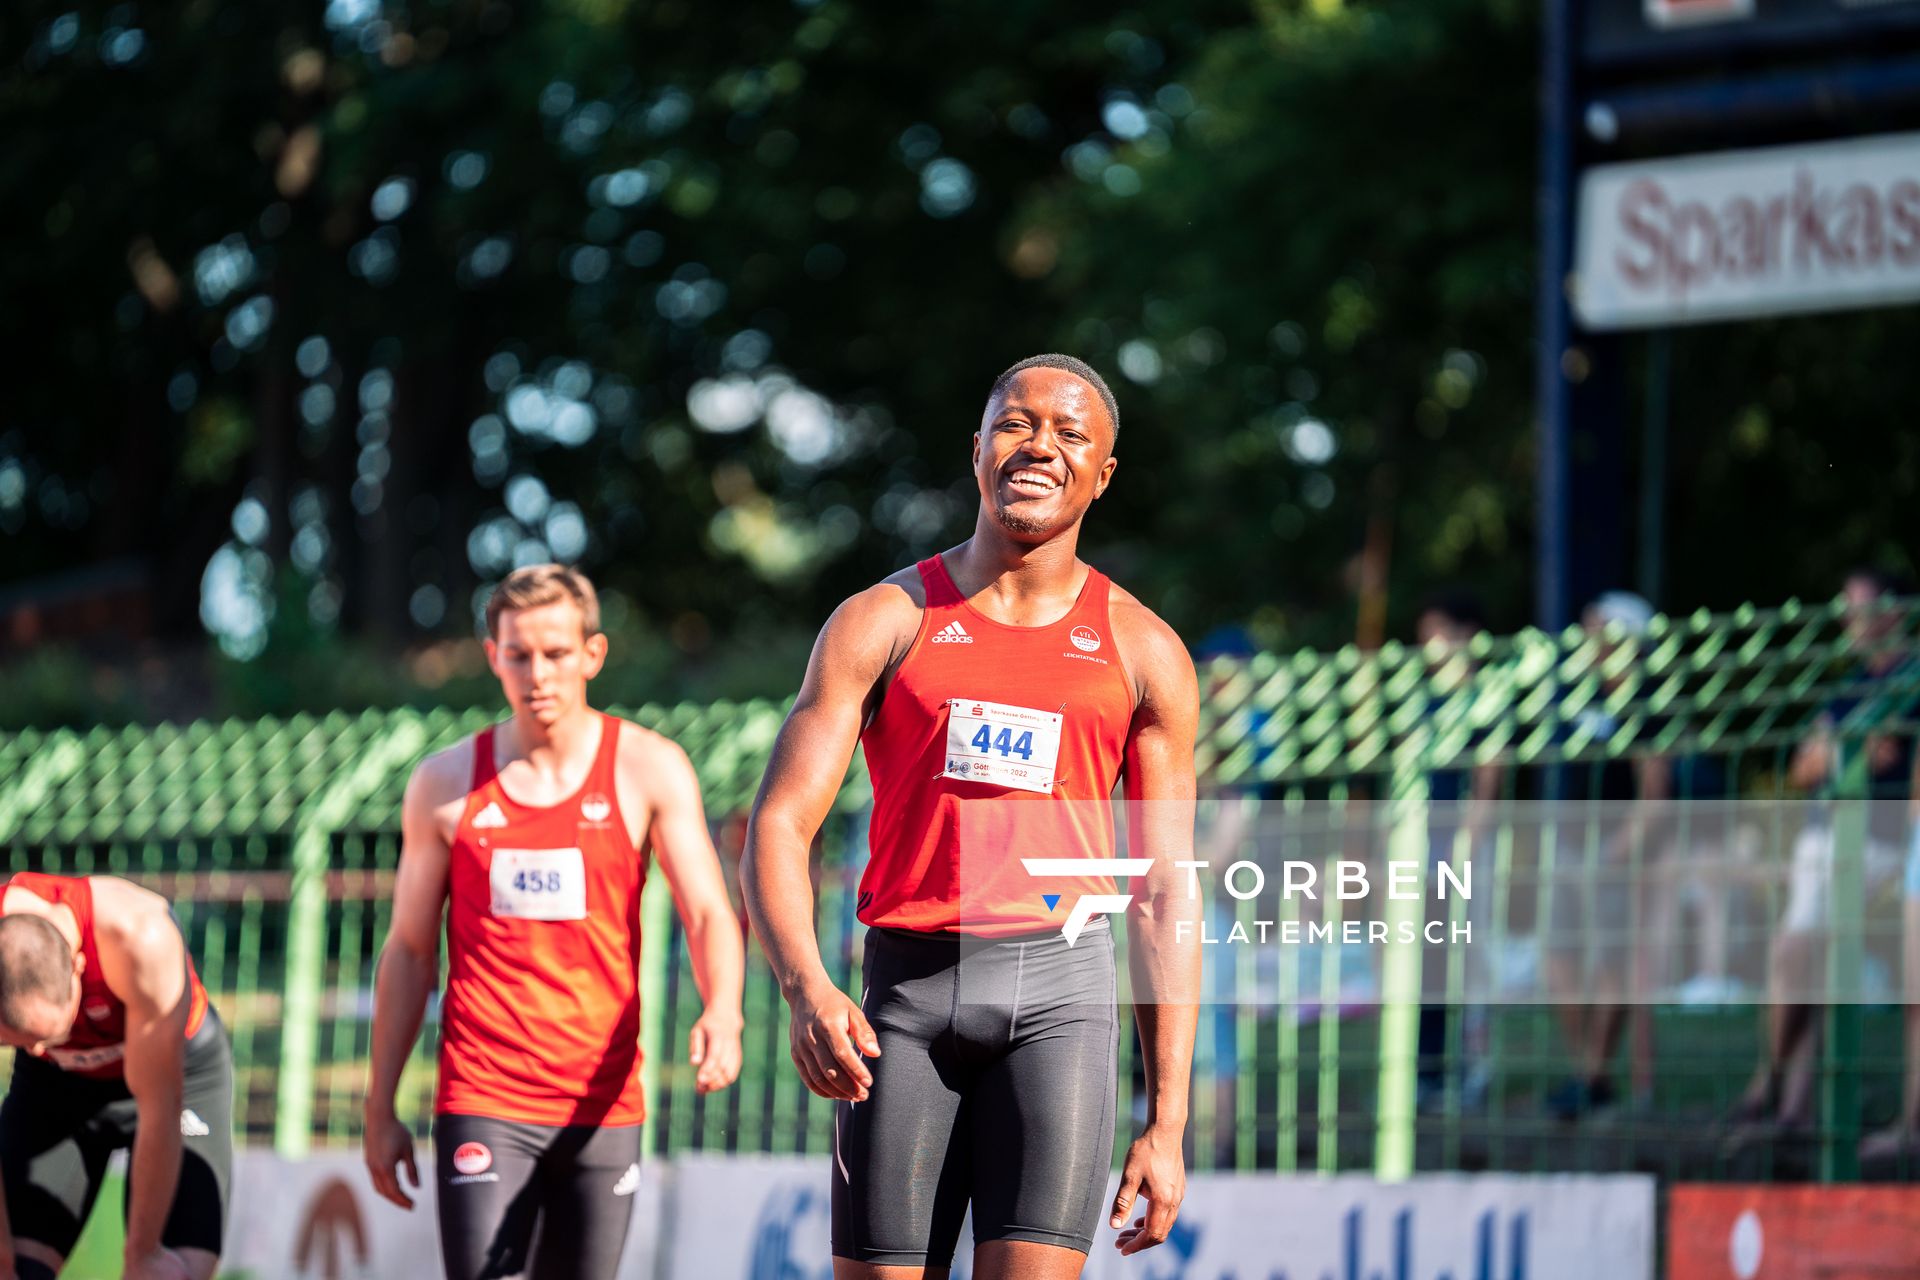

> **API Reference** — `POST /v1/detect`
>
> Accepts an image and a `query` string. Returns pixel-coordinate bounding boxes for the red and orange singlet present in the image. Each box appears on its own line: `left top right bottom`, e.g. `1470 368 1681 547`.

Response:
0 872 211 1079
436 713 649 1126
858 555 1137 936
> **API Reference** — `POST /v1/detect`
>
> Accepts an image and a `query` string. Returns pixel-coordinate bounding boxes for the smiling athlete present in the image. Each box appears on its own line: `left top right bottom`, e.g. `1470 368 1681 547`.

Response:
744 354 1201 1279
0 874 231 1280
365 564 745 1280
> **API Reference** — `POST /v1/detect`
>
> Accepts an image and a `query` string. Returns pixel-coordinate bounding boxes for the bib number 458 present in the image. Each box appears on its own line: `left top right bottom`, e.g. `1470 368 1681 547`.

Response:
512 870 565 893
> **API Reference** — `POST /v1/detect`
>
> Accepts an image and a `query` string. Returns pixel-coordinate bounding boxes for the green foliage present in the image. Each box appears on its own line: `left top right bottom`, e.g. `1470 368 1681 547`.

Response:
3 0 1917 684
0 647 146 730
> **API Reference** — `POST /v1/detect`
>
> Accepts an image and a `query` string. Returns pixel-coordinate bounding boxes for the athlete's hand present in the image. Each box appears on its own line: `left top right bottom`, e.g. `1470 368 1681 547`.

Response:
1110 1125 1187 1255
788 980 880 1102
363 1106 421 1210
122 1246 193 1280
690 1008 744 1093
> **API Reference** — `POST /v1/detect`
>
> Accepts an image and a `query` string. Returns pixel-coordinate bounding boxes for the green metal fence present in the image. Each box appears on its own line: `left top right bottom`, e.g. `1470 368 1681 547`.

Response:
2 592 1916 1189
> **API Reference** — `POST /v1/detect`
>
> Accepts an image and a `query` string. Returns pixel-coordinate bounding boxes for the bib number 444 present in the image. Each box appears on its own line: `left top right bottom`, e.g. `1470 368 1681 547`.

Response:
944 699 1064 795
971 724 1035 761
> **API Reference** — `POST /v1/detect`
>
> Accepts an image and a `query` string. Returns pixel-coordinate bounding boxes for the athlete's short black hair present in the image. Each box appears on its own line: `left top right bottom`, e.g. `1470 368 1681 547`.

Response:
988 354 1120 441
0 914 72 1026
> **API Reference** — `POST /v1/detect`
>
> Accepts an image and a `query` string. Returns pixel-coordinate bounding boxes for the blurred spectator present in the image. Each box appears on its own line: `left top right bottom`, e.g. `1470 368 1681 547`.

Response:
1736 568 1917 1131
1861 787 1920 1161
1414 589 1503 1113
1544 591 1672 1120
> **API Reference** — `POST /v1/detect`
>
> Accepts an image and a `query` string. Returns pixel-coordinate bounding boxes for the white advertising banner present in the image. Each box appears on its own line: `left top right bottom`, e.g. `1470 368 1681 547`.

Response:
1573 131 1920 329
218 1148 662 1279
659 1157 1654 1280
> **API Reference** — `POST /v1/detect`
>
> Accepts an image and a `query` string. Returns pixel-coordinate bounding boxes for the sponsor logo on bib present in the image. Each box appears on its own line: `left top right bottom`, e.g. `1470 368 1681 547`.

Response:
1070 625 1101 653
453 1142 493 1176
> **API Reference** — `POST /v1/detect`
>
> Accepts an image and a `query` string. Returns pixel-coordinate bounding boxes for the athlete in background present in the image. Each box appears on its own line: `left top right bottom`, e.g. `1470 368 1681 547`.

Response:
743 355 1201 1279
0 873 232 1280
364 564 744 1280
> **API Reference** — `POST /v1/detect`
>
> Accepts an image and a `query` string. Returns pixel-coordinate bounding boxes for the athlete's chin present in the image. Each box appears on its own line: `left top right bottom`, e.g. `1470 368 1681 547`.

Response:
992 504 1076 540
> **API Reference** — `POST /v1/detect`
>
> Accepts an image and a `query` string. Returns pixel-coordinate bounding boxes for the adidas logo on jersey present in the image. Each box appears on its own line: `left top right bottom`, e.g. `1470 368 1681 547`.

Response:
180 1109 211 1138
473 801 509 829
612 1163 641 1196
931 621 973 644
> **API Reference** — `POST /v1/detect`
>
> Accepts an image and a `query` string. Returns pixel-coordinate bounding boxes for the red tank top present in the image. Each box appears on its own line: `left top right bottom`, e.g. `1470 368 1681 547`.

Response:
436 712 648 1126
0 873 210 1079
858 555 1137 936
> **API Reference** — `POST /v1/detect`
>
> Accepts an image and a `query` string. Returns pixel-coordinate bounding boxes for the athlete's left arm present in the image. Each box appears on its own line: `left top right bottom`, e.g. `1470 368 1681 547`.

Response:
1109 599 1202 1256
624 731 746 1093
95 878 194 1276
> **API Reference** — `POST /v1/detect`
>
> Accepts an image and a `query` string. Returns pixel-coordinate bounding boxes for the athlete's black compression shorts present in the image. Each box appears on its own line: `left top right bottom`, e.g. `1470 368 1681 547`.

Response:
831 918 1118 1267
1 1009 234 1261
433 1113 643 1280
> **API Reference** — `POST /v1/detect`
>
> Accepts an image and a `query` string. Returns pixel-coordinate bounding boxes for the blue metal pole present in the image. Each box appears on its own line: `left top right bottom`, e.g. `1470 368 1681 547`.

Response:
1536 0 1578 632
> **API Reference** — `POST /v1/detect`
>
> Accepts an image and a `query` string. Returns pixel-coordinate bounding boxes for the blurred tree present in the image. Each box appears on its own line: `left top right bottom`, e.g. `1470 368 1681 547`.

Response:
1014 0 1540 645
1 0 1240 662
4 0 1918 710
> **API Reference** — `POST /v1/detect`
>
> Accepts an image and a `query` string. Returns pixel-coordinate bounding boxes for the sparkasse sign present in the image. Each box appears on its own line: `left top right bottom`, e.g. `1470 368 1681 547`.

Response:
1573 131 1920 330
1645 0 1754 28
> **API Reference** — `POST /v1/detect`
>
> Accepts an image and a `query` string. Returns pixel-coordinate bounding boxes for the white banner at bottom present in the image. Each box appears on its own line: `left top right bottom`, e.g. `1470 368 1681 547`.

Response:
659 1157 1654 1280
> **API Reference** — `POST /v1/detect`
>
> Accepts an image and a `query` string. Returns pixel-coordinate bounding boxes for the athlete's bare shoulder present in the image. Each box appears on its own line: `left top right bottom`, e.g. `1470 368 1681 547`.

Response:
850 564 928 625
402 737 475 841
1107 581 1196 706
609 717 695 789
812 565 927 682
85 875 179 955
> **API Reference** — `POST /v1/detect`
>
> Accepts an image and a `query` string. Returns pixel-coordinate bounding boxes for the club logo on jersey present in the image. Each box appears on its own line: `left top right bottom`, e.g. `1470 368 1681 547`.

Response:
612 1163 641 1196
84 1001 113 1022
1020 858 1154 944
931 621 973 643
1070 626 1101 653
180 1108 211 1138
473 801 509 829
452 1142 494 1176
580 793 612 825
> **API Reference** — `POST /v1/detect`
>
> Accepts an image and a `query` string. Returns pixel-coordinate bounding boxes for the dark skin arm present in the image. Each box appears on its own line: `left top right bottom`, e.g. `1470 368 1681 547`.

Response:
741 580 919 1101
1108 594 1202 1256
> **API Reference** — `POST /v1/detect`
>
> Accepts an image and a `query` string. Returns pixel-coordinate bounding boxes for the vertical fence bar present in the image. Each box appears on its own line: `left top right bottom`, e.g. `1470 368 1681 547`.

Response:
638 861 674 1157
1375 767 1429 1179
276 714 426 1157
1316 783 1348 1172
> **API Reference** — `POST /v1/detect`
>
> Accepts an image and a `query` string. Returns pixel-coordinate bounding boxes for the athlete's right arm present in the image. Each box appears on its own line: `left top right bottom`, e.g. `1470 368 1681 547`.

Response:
363 746 461 1210
742 586 907 1102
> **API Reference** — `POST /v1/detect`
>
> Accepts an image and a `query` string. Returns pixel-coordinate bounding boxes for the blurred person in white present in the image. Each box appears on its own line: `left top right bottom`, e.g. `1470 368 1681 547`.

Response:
1735 568 1918 1132
1860 793 1920 1161
1414 590 1504 1113
1544 591 1672 1120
